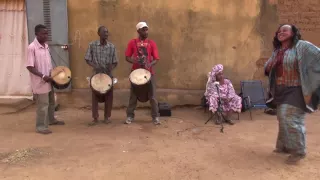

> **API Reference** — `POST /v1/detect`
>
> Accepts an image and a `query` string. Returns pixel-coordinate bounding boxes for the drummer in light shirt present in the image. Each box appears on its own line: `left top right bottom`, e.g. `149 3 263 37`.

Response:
85 26 118 126
26 24 65 135
124 22 161 125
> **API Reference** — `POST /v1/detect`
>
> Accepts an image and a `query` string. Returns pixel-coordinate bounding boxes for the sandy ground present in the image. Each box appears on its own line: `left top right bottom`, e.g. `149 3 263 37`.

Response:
0 105 320 180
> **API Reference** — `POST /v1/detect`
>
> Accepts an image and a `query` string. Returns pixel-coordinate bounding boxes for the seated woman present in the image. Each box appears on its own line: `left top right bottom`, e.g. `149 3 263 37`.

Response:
205 64 242 125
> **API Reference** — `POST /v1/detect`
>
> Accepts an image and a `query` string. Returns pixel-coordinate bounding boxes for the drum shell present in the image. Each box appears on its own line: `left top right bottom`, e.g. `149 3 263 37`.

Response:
51 66 72 90
52 78 71 90
130 80 151 103
129 68 152 103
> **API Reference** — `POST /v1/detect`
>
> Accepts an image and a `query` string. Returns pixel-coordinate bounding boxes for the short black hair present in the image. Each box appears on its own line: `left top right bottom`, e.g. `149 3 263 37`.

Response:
97 26 107 33
35 24 46 34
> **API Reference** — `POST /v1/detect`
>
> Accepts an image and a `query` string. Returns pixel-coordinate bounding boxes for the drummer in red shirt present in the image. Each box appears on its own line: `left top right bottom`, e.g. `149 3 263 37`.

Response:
124 22 160 125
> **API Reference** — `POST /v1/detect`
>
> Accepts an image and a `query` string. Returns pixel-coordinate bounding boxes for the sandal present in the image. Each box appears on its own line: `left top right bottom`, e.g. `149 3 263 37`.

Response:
101 119 111 124
88 120 99 126
49 120 65 125
36 129 52 134
265 109 277 115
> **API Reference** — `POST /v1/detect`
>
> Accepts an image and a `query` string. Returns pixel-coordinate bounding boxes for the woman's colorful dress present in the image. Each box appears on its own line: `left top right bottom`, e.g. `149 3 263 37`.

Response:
205 79 242 113
265 40 320 156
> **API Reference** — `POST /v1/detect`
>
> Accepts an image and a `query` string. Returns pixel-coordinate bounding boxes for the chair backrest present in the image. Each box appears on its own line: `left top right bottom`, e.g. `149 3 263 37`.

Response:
240 80 266 107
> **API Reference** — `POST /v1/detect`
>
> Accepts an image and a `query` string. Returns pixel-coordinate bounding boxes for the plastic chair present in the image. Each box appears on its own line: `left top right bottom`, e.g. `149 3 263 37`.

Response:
240 80 268 120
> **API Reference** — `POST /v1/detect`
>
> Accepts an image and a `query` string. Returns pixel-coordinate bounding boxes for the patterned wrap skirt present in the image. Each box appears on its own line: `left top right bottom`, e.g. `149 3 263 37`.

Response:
276 104 306 155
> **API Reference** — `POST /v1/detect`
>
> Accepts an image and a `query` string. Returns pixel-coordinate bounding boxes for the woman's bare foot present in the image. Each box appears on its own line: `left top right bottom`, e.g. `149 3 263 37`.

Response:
273 148 289 154
286 154 306 165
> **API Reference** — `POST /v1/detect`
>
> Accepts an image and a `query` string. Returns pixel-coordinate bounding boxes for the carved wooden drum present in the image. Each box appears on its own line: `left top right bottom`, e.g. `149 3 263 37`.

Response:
129 68 152 102
51 66 72 89
90 73 113 95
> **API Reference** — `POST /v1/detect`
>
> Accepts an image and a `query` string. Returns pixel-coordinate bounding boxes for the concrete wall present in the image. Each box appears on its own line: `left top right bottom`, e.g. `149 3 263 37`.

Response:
61 0 320 108
67 0 279 89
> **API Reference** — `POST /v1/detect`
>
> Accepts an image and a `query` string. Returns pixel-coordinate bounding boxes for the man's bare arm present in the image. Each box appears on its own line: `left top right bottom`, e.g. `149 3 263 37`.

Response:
112 63 118 69
126 56 134 64
85 60 97 68
149 59 159 67
26 66 52 82
26 66 44 77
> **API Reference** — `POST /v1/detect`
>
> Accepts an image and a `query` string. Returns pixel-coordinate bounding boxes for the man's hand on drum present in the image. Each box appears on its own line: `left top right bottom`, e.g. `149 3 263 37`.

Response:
42 75 53 83
139 61 148 69
137 58 145 66
108 64 113 73
140 62 146 68
149 60 157 67
95 66 105 73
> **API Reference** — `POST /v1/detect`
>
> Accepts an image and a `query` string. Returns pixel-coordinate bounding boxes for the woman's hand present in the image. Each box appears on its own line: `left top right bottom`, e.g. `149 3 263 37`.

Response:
221 97 233 103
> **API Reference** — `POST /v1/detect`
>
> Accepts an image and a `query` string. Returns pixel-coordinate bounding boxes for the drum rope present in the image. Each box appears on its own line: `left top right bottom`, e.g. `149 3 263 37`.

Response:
49 50 57 68
49 48 69 68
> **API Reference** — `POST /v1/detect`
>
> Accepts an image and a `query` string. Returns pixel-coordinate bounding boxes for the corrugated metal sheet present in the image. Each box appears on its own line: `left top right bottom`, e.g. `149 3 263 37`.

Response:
43 0 52 42
26 0 71 92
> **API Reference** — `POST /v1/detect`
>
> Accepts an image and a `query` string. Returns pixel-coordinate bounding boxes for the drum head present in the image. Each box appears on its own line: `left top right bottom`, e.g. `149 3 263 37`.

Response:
129 68 151 85
51 66 71 85
90 73 112 94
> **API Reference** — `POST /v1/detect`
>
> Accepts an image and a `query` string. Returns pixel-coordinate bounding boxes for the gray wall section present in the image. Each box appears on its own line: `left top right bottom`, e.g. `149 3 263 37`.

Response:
25 0 44 44
49 0 69 67
50 0 69 45
25 0 71 92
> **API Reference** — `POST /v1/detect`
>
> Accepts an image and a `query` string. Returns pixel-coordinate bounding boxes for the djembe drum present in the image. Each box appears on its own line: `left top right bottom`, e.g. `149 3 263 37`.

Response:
129 68 152 102
90 73 113 103
51 66 72 89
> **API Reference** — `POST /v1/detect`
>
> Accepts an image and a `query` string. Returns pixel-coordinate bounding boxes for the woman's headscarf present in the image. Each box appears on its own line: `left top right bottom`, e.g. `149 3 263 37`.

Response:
209 64 224 81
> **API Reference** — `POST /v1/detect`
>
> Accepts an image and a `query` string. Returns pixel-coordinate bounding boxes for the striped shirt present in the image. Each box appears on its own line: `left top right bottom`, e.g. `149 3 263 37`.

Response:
84 40 118 75
265 40 320 109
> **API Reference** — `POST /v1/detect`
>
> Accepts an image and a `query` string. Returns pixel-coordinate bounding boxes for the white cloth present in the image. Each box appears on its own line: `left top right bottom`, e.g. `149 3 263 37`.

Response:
0 0 32 95
136 22 148 30
204 72 211 96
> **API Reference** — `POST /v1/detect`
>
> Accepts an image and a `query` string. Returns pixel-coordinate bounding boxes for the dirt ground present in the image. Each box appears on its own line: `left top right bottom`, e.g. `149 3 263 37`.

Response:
0 105 320 180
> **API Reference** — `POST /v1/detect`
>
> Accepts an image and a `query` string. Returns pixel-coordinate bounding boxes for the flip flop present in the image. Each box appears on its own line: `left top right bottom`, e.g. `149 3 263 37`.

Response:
265 109 276 115
88 121 99 126
36 129 52 134
49 120 65 125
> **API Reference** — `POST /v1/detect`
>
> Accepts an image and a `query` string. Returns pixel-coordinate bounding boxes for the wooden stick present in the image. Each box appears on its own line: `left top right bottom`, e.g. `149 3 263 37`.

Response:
51 70 64 78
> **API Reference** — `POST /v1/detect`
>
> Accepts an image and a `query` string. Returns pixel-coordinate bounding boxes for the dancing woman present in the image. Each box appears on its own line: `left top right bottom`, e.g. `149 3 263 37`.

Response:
265 24 320 164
